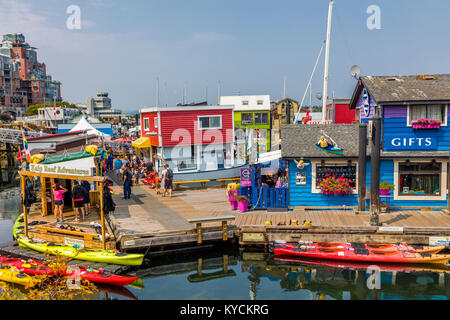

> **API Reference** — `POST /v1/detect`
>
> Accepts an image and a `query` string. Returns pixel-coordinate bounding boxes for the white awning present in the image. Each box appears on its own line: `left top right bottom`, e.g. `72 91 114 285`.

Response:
255 149 282 164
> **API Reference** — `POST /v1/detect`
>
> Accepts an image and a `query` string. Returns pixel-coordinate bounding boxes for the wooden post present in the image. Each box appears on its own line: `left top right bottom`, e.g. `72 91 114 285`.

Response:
222 220 228 241
99 181 106 249
358 124 367 212
50 178 55 216
70 180 75 212
223 254 228 272
196 223 202 244
21 175 28 238
370 116 382 226
41 176 47 216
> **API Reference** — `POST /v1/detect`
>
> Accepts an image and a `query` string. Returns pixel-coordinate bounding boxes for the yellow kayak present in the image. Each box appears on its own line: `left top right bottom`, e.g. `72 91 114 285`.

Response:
18 237 144 266
0 266 38 287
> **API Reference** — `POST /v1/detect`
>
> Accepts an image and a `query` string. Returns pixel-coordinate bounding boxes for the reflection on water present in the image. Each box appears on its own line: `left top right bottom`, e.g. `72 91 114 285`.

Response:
0 189 449 300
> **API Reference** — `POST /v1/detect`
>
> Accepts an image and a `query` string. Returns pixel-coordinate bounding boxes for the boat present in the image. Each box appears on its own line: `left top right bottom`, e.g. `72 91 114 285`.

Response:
270 241 446 254
274 256 450 274
0 266 38 287
12 214 24 240
0 256 138 286
17 237 144 266
273 243 450 264
315 143 343 155
172 164 246 183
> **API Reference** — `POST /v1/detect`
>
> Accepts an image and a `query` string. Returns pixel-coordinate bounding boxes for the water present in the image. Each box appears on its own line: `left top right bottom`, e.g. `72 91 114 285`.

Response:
0 190 449 300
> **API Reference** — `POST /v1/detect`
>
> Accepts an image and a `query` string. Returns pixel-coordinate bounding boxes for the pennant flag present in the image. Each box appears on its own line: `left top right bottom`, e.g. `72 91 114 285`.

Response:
22 130 32 163
16 149 22 162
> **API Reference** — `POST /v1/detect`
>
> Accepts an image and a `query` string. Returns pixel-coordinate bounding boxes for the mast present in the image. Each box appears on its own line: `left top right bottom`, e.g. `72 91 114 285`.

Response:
217 80 221 105
322 0 334 123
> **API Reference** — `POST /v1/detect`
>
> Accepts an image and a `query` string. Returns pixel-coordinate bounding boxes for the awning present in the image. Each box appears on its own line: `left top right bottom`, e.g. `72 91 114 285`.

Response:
254 150 282 165
132 137 151 148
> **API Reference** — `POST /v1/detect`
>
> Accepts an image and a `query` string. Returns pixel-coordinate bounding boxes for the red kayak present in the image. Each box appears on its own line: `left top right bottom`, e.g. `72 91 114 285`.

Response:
0 256 137 286
273 244 450 264
271 241 445 254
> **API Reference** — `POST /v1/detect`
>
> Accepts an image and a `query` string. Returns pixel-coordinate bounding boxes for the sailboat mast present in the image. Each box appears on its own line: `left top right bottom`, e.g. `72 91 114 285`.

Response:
322 0 334 123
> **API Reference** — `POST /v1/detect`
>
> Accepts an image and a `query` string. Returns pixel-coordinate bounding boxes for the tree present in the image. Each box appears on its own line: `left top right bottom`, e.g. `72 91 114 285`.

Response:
26 104 45 116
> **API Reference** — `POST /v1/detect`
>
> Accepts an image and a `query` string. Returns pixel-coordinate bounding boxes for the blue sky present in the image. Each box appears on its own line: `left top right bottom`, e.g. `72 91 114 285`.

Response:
1 0 450 112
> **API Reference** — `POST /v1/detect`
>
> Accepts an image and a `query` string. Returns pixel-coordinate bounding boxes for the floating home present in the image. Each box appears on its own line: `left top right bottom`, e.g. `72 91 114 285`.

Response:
281 74 450 210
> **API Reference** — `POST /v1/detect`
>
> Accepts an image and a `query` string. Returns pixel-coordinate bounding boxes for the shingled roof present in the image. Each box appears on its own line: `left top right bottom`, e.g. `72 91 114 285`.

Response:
281 124 361 159
350 74 450 108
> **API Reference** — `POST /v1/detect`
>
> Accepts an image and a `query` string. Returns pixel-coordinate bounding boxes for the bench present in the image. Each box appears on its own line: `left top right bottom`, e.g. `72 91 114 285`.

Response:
215 178 240 188
173 180 211 190
186 216 236 244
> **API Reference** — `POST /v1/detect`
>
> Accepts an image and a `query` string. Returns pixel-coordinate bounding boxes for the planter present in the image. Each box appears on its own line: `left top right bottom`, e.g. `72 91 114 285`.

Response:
230 201 238 210
238 201 249 212
228 191 238 202
380 188 391 196
412 124 440 129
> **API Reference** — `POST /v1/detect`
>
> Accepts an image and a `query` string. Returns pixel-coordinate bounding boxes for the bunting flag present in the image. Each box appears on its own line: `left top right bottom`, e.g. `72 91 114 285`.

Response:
22 130 32 163
16 149 22 162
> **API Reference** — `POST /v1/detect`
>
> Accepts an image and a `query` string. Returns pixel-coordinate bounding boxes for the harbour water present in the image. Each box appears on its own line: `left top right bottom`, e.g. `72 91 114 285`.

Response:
0 190 449 300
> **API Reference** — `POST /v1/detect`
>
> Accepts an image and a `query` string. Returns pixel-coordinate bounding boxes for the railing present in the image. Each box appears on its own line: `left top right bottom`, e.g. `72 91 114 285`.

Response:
239 186 289 209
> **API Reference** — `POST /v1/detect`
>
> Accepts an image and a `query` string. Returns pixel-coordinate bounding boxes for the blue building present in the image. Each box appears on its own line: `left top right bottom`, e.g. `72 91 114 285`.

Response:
282 74 450 210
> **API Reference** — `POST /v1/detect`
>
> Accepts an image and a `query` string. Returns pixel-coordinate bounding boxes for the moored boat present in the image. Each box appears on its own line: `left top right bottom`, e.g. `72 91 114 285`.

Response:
0 266 38 287
17 237 144 266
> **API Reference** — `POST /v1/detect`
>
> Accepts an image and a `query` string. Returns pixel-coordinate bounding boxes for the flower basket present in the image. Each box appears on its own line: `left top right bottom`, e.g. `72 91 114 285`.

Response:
237 196 249 212
379 180 394 196
319 175 353 196
228 190 238 202
411 119 441 129
230 201 238 210
380 189 391 195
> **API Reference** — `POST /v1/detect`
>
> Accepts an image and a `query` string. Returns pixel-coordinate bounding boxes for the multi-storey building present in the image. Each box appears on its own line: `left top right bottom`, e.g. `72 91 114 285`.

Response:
0 33 61 117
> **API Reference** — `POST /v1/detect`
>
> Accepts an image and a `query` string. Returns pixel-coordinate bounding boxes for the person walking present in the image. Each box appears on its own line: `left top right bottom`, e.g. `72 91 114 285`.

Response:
52 183 67 222
107 152 114 171
162 164 174 198
72 180 88 222
122 165 133 199
114 157 123 177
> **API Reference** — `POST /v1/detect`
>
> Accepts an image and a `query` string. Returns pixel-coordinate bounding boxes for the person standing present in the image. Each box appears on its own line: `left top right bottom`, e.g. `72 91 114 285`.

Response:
122 165 132 199
81 180 91 217
72 180 87 222
146 160 154 174
107 152 114 171
114 157 123 177
52 183 67 222
162 164 173 198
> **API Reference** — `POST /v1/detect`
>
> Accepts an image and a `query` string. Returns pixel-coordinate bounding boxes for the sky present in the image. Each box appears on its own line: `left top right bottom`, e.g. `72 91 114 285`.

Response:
1 0 450 113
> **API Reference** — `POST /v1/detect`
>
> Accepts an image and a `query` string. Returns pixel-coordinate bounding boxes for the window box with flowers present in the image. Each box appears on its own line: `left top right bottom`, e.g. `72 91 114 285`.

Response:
319 175 353 196
411 119 441 129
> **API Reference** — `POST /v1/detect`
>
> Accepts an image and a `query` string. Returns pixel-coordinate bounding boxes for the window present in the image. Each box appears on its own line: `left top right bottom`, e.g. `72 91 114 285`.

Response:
241 113 253 125
257 100 264 105
398 162 441 196
154 117 158 128
315 163 357 191
144 118 149 130
254 112 269 125
198 115 222 129
408 104 447 125
242 100 249 106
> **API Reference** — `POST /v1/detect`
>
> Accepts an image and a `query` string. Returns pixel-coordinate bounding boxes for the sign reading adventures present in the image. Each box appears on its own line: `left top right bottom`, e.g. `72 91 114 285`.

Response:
29 157 95 177
384 134 437 151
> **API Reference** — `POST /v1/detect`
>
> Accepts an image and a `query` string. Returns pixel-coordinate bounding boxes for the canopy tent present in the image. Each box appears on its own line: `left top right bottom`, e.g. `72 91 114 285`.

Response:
69 116 111 139
132 136 151 149
114 138 133 143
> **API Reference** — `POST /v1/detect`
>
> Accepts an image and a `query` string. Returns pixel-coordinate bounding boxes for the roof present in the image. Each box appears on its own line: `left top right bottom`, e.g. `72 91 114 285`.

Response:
281 124 361 159
69 117 111 138
350 74 450 108
27 130 85 141
140 105 234 113
40 148 103 164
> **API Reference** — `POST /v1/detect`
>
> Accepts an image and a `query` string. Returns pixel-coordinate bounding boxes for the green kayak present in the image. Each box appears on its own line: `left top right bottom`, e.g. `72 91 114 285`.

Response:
12 214 24 240
17 237 144 266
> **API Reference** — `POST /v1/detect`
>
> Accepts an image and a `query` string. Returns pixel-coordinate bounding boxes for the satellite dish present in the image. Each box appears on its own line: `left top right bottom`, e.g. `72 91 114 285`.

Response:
350 65 361 78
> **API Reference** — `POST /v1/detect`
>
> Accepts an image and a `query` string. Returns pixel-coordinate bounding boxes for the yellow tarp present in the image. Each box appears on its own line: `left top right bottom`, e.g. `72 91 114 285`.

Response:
132 136 151 148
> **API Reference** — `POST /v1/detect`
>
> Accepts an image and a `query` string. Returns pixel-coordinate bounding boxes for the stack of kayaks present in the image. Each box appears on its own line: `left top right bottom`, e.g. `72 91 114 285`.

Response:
17 237 144 266
12 214 24 240
271 241 450 264
0 265 38 287
0 256 138 286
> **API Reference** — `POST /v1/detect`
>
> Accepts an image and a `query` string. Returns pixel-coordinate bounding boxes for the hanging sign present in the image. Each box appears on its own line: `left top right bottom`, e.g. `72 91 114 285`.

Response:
240 167 252 187
362 89 371 117
29 157 95 177
384 134 437 151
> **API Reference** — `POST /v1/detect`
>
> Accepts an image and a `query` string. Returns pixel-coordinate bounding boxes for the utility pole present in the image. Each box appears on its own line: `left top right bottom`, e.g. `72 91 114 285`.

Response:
322 0 334 123
370 116 382 226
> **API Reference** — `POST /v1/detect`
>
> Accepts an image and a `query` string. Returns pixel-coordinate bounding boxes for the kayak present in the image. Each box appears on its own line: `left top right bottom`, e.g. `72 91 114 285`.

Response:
0 266 38 287
315 143 343 155
17 237 144 266
0 256 138 286
12 214 24 240
273 243 450 264
274 256 450 274
270 241 445 254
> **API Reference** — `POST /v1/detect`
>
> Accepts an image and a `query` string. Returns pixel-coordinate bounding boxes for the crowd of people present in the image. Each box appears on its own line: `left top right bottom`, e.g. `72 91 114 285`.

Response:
52 180 92 223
